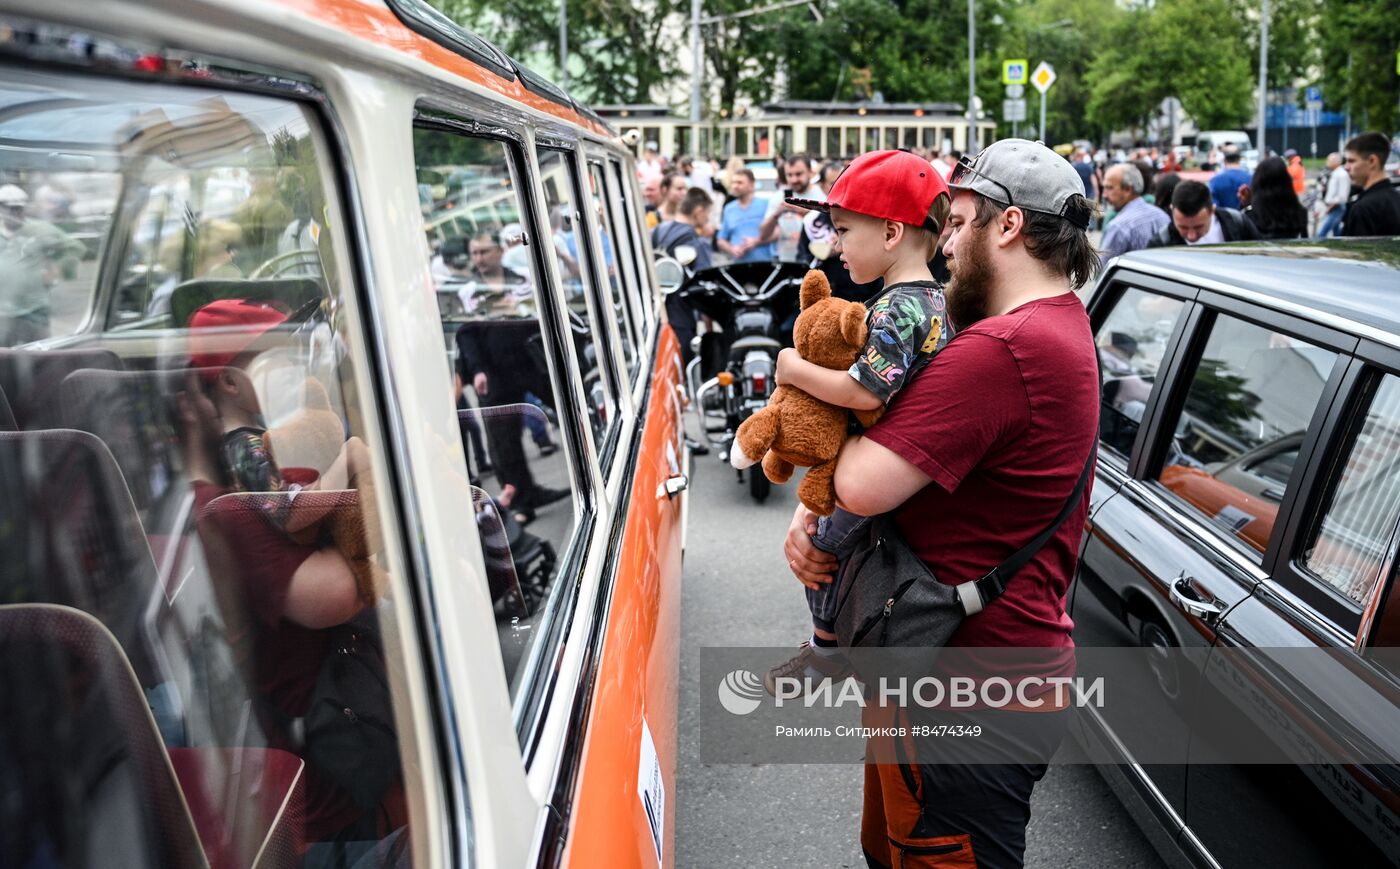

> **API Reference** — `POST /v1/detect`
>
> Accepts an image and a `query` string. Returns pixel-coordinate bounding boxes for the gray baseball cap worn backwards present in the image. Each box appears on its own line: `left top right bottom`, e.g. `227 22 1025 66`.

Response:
948 139 1093 230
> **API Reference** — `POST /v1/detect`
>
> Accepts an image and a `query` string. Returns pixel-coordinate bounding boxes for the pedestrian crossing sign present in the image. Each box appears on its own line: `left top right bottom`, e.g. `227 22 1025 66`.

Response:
1003 59 1028 85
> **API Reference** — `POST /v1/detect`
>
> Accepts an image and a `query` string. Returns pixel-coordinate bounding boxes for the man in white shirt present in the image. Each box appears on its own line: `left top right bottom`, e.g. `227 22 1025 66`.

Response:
636 142 663 186
757 155 823 260
1317 152 1350 238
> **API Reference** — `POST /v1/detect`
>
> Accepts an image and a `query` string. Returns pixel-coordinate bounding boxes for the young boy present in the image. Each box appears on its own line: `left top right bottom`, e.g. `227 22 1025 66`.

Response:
764 150 953 692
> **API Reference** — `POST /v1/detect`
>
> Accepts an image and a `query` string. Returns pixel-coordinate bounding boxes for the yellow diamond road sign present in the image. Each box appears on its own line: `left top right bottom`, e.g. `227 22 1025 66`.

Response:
1032 61 1056 94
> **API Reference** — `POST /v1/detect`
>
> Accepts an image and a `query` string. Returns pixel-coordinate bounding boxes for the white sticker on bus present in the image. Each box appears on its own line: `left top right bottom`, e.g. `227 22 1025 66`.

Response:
637 717 665 864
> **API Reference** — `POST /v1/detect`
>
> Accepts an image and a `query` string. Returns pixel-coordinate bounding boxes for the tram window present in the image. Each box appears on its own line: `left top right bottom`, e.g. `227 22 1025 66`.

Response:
942 127 955 152
0 68 424 864
736 126 750 156
699 127 712 156
754 126 770 156
721 128 734 158
643 126 661 152
865 128 879 152
414 126 583 694
676 126 692 158
776 125 793 157
805 126 822 157
922 127 937 151
903 127 918 149
586 161 641 380
845 127 859 156
538 148 618 459
884 127 898 150
825 127 840 159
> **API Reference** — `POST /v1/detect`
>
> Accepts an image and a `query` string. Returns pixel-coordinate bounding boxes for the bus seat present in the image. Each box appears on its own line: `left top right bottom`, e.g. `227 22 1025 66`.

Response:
61 368 179 515
168 277 325 329
0 603 209 869
167 746 306 869
0 348 123 429
0 429 166 688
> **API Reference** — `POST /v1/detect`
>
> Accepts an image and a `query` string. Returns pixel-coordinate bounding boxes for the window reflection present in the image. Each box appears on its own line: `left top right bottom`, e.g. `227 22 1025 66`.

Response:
415 127 579 695
1158 315 1335 556
1095 288 1186 456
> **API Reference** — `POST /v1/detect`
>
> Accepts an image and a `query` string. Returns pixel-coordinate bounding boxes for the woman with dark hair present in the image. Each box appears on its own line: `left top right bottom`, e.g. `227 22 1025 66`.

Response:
1152 172 1180 217
1241 156 1308 239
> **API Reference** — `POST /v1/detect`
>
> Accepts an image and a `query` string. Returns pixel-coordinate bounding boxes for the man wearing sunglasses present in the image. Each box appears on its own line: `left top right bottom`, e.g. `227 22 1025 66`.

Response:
783 139 1102 869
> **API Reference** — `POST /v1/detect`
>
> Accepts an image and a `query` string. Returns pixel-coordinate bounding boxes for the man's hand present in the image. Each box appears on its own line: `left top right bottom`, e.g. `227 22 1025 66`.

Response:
473 372 488 396
784 503 836 590
1237 183 1252 209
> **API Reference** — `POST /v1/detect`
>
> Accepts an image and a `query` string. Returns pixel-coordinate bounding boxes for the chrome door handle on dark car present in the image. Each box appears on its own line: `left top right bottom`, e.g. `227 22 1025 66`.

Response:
1169 575 1225 625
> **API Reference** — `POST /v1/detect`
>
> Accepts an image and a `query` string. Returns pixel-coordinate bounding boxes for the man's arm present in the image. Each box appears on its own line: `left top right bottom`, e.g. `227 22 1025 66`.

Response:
832 434 932 517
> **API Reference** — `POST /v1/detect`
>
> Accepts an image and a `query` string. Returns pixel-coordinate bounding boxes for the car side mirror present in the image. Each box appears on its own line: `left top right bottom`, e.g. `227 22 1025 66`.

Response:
655 256 686 295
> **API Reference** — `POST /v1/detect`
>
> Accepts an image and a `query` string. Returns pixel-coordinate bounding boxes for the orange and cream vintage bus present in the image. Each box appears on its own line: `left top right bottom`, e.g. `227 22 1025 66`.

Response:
0 1 687 867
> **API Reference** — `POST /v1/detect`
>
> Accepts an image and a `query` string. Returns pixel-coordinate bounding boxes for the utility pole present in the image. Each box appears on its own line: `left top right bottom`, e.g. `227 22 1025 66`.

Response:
967 0 977 155
1257 0 1269 153
690 0 702 124
559 0 568 89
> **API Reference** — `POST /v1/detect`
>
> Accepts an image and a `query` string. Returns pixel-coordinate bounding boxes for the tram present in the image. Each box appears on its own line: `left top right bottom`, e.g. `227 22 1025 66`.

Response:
0 1 685 867
598 100 997 161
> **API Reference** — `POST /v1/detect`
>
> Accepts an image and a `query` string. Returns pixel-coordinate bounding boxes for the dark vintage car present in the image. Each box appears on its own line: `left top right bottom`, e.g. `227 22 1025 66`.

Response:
1073 239 1400 869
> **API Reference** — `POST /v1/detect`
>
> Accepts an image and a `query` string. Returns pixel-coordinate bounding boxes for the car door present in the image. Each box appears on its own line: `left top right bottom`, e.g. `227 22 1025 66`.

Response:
1074 284 1353 843
1186 343 1400 868
1071 273 1201 821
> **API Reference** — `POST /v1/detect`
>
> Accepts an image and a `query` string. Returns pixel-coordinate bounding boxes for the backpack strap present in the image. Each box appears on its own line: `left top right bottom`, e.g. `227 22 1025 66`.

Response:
956 447 1096 616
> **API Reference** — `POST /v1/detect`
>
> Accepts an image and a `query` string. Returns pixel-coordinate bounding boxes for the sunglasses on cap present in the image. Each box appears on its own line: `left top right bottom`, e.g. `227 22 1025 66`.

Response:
948 155 1093 230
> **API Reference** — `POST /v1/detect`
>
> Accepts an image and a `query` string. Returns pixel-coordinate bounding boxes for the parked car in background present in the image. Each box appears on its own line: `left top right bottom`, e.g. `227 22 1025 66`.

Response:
1074 239 1400 869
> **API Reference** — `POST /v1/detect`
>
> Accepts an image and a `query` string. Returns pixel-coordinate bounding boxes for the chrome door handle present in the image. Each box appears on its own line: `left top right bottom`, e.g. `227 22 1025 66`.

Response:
657 474 689 500
1169 575 1225 625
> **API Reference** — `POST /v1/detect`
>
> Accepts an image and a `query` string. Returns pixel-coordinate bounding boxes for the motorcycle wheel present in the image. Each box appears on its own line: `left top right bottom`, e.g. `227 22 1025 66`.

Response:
748 466 770 503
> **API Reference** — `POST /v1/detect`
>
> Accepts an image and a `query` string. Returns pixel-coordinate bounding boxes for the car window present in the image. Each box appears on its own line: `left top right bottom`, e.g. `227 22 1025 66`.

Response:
1095 287 1188 458
585 161 639 381
1302 374 1400 605
0 69 421 865
537 148 617 461
1156 313 1336 557
414 127 581 696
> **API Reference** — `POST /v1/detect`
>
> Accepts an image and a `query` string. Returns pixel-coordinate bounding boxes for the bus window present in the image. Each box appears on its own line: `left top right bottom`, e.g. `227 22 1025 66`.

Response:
611 159 654 325
414 126 584 695
805 126 822 157
586 161 640 380
1 67 422 864
538 148 618 461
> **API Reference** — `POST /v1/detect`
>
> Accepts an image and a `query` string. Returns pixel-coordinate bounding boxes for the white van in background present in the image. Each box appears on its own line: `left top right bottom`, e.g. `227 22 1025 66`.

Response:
1196 130 1253 162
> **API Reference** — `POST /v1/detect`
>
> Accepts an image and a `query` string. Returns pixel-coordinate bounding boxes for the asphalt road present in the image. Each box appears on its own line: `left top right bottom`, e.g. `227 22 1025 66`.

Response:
674 444 1168 869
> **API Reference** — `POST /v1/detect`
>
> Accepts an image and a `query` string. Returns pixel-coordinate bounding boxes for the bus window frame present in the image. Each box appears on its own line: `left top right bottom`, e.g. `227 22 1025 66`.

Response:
538 142 626 473
608 157 655 334
582 154 644 386
411 110 604 751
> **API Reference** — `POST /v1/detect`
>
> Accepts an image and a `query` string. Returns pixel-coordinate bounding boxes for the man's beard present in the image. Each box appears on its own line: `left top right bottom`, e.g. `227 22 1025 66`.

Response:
946 226 995 329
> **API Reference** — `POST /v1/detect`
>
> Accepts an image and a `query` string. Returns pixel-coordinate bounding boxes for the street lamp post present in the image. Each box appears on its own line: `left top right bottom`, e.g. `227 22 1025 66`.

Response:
1257 0 1269 154
559 0 568 89
967 0 977 155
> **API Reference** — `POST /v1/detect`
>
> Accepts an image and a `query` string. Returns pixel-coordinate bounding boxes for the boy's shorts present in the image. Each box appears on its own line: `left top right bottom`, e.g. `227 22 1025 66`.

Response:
805 507 872 633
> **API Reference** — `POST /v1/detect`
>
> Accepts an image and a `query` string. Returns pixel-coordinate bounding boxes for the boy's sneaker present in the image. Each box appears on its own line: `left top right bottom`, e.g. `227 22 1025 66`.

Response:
764 642 855 697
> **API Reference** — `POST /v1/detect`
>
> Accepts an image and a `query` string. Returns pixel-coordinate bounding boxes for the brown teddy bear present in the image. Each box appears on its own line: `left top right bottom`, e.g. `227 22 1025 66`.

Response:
266 378 387 606
729 270 882 515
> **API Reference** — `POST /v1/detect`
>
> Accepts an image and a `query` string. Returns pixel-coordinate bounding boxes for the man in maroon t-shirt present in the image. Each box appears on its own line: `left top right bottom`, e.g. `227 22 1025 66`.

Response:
783 139 1101 869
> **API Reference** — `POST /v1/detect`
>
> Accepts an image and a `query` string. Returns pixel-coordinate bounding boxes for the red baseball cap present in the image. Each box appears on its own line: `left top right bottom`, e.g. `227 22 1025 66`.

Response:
787 150 949 231
187 298 289 373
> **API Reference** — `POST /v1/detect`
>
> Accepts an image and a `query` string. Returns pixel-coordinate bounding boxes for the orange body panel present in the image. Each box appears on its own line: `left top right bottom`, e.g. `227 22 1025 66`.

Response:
280 0 611 136
564 326 685 869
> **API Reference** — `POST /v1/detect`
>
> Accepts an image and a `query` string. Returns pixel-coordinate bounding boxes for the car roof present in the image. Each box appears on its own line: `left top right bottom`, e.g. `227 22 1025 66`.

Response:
1114 239 1400 345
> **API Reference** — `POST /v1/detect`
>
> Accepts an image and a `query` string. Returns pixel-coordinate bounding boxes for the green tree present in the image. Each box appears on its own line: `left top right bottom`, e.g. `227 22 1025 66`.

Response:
1319 0 1400 133
1087 0 1253 136
1006 0 1126 142
432 0 682 105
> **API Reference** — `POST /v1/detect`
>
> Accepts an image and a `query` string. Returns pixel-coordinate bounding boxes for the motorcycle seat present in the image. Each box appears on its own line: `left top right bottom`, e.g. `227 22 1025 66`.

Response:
727 335 782 356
